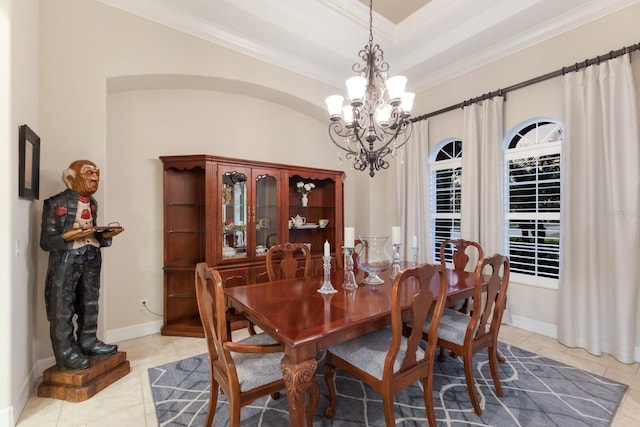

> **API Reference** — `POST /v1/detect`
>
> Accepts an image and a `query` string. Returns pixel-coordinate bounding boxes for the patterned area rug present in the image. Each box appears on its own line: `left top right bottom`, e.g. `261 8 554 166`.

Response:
149 342 627 426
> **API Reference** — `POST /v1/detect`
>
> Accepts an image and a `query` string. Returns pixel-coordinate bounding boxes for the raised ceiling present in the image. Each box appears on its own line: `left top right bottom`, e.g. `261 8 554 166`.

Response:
98 0 637 92
357 0 432 24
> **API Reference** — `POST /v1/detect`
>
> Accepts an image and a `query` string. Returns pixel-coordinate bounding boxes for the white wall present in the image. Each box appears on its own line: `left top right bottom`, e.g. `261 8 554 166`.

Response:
397 2 640 339
2 0 39 425
0 0 11 423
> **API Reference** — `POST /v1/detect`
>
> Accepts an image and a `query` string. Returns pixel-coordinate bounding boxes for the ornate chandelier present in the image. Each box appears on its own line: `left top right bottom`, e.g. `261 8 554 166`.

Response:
325 0 414 177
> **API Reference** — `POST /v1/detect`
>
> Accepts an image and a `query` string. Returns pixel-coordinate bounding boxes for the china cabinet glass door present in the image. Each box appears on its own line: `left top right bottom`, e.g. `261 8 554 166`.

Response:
221 169 248 260
254 172 278 256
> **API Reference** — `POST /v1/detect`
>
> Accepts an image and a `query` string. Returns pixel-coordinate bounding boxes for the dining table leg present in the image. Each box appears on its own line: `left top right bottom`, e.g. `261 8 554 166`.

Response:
281 355 319 427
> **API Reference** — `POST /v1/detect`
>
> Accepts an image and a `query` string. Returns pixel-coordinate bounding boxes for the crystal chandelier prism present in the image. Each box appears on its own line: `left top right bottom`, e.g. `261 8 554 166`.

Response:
325 0 414 177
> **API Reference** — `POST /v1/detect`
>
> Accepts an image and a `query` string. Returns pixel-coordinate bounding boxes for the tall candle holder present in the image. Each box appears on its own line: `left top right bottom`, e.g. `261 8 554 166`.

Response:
412 246 419 266
318 255 338 294
342 247 358 290
390 243 401 279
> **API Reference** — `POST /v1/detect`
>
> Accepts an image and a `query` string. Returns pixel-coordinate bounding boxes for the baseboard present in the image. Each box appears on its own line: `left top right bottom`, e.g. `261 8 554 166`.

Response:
6 352 48 427
508 315 558 339
0 406 14 427
104 319 163 343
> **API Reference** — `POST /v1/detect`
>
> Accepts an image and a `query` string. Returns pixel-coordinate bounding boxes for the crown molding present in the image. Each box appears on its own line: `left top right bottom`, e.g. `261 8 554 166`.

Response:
97 0 640 92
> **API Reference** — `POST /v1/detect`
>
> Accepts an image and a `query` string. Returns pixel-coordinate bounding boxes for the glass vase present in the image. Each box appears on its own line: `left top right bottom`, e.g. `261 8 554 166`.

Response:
357 235 392 285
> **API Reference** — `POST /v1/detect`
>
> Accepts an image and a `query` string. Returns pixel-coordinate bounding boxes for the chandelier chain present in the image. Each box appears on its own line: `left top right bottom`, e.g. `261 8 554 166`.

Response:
368 0 374 49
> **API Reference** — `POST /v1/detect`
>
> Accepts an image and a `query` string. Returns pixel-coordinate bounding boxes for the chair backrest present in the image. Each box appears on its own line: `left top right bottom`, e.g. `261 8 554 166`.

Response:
194 262 236 382
335 239 364 274
388 262 447 375
439 239 484 272
468 254 510 342
266 242 311 281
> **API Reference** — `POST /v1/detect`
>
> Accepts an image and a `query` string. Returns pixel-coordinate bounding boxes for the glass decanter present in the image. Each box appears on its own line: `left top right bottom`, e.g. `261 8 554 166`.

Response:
357 235 392 285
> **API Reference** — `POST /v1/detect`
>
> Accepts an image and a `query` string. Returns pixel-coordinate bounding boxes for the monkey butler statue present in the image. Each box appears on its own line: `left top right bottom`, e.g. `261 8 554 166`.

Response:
40 160 124 370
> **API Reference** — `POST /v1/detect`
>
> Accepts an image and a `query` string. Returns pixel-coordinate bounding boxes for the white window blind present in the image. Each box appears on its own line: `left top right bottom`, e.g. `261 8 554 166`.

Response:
504 121 562 281
430 140 462 264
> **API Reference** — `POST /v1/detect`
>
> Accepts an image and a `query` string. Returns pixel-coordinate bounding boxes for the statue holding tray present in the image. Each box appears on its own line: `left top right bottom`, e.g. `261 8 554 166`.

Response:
40 160 124 370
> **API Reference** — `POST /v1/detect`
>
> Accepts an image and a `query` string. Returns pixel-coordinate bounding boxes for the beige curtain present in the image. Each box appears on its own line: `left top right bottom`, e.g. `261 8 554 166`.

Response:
461 97 505 255
558 54 640 363
395 120 431 262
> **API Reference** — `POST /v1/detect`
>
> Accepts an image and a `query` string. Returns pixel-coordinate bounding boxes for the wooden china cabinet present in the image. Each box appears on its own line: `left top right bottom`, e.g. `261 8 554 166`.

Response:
160 154 344 337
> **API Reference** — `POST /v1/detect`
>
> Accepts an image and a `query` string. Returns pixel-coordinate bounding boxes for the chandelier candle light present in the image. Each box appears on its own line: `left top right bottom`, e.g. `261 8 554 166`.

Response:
325 0 415 177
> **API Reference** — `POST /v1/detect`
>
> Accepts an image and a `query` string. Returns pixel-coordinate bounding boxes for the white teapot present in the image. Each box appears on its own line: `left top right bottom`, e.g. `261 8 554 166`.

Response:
291 215 306 228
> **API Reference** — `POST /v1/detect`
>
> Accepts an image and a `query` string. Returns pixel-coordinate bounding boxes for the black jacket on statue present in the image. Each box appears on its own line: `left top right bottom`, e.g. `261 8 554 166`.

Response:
40 188 112 320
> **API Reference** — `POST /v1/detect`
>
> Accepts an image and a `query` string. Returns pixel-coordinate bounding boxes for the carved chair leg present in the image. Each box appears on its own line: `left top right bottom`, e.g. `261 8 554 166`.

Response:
463 352 482 415
229 400 242 427
382 393 396 427
488 345 504 396
205 380 219 427
423 375 437 427
323 363 337 418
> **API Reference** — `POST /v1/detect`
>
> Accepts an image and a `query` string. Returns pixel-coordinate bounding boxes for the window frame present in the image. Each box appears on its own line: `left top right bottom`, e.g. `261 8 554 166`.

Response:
503 118 562 290
430 138 463 266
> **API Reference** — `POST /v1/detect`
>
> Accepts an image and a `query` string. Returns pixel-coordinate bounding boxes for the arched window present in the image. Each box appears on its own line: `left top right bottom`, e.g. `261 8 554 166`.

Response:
504 118 562 287
430 138 462 264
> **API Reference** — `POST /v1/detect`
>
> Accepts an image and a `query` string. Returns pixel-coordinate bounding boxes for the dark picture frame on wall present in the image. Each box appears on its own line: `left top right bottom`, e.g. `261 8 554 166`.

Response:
19 124 40 200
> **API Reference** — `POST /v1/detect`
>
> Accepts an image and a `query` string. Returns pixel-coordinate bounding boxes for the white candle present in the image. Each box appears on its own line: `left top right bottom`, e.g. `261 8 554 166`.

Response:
324 240 330 257
412 235 418 248
392 226 401 245
344 227 355 248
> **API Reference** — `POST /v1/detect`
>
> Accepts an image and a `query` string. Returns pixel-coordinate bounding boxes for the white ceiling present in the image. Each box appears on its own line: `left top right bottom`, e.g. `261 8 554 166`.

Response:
98 0 638 92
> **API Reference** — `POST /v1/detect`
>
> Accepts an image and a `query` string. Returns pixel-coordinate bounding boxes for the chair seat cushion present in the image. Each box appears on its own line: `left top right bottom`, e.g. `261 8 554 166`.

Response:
423 308 471 346
326 328 424 380
232 333 283 392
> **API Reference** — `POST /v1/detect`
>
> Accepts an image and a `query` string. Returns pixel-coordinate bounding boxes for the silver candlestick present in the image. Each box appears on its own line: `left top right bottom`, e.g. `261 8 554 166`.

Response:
412 246 419 266
390 243 401 279
318 255 338 294
342 247 358 290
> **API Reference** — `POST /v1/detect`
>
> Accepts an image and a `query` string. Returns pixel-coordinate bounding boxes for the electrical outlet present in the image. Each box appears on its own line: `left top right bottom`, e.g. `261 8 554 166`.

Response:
139 299 148 310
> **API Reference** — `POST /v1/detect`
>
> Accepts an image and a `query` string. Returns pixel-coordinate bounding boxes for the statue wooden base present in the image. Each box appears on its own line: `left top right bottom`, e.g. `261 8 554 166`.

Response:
37 351 130 402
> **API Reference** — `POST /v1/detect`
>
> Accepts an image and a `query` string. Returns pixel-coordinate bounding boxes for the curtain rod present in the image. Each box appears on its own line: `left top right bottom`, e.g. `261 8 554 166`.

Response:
410 42 640 122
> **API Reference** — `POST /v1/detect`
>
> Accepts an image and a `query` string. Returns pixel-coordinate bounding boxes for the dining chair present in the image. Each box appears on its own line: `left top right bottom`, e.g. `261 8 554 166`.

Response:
335 239 364 274
421 253 510 415
194 262 287 427
221 274 256 337
323 262 448 427
439 239 484 314
265 242 311 281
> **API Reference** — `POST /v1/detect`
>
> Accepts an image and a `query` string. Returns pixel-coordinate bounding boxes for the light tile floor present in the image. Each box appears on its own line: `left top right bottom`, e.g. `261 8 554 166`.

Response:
16 325 640 426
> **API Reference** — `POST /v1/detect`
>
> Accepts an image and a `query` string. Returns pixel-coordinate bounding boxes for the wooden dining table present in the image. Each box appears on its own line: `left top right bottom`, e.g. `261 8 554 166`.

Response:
224 262 476 427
